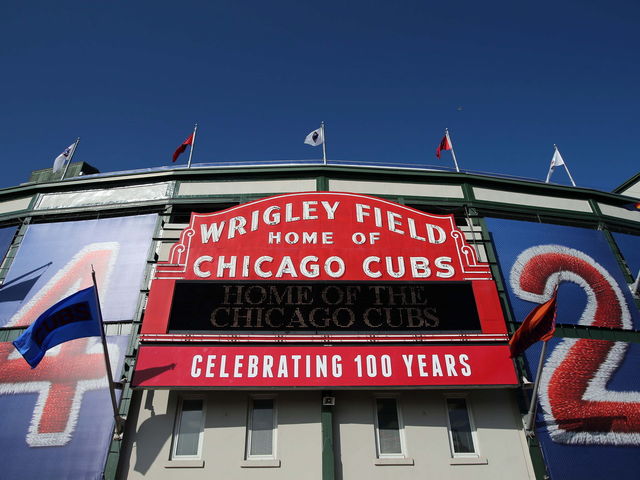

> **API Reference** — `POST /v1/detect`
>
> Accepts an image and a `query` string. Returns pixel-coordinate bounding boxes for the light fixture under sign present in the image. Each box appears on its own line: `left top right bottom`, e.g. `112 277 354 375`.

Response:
322 396 335 406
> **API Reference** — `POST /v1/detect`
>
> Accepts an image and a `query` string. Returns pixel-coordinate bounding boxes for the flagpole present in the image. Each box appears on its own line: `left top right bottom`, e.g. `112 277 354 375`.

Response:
562 153 577 187
91 267 124 435
445 129 460 172
524 340 548 434
321 121 327 165
61 137 80 180
187 123 198 168
565 167 577 187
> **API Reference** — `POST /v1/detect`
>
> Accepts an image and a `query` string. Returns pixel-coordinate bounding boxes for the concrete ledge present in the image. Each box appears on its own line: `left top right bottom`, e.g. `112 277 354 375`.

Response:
374 457 415 466
449 456 488 465
241 459 281 468
163 460 205 468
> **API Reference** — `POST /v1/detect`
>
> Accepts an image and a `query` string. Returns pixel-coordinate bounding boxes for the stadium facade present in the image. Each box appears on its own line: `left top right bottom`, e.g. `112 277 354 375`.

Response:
0 161 638 480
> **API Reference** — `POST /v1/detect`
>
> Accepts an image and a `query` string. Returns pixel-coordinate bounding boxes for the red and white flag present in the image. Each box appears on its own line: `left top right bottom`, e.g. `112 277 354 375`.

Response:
172 133 194 162
435 134 451 158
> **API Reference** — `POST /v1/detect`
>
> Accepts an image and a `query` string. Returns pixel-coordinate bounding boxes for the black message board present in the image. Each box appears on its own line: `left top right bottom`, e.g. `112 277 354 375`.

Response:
168 281 481 333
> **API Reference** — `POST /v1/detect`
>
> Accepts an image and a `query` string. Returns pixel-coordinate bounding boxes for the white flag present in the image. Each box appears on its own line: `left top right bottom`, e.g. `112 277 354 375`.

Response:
52 143 75 173
550 148 565 168
304 127 324 146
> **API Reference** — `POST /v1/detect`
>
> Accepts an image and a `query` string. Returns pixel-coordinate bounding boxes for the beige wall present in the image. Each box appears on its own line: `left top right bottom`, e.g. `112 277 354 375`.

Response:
328 179 464 198
119 390 322 480
473 187 592 212
0 196 31 214
178 179 317 196
598 203 640 223
618 180 640 199
334 389 534 480
119 389 533 480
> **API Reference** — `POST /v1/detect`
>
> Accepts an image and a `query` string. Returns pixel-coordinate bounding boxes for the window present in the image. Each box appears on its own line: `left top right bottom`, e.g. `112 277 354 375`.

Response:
374 397 405 457
445 396 478 456
246 397 277 459
171 396 205 459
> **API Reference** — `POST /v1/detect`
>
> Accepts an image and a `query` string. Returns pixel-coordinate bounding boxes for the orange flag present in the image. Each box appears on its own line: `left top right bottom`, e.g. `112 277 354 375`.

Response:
509 290 558 358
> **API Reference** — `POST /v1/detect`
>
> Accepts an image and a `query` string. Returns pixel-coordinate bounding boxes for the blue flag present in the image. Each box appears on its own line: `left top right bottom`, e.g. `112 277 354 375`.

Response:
12 286 102 368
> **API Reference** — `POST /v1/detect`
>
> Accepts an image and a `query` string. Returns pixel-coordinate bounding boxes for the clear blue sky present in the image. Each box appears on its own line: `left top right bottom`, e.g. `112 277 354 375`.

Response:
1 1 638 192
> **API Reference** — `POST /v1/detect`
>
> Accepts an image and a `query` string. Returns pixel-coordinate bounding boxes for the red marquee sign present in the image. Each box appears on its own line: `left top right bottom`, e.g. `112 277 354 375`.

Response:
142 193 506 336
132 345 517 388
136 193 514 388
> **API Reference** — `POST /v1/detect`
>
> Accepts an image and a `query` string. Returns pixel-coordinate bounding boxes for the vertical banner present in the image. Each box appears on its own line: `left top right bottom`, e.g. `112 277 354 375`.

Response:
487 218 640 480
0 215 157 327
0 336 128 479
